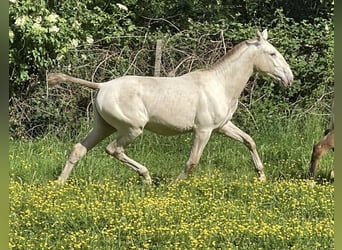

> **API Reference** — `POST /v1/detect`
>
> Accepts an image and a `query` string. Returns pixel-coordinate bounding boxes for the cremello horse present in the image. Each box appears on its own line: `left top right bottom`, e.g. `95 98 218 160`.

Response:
48 30 293 185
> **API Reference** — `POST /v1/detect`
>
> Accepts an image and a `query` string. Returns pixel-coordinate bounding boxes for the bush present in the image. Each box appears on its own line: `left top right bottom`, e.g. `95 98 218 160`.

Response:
9 0 139 137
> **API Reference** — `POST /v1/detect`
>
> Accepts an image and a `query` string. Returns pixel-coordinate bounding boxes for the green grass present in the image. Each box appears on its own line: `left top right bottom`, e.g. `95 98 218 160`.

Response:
9 116 334 249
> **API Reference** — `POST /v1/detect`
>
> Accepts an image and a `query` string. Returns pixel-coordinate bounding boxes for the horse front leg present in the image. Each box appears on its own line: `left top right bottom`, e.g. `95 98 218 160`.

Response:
176 129 212 181
218 121 266 181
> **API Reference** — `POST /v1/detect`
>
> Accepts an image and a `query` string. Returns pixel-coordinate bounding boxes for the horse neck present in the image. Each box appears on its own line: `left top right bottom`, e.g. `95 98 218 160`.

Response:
211 44 256 98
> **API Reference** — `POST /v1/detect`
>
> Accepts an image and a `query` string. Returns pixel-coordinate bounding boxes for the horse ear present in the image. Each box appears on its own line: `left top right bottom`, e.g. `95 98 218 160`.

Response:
261 29 268 40
256 29 268 41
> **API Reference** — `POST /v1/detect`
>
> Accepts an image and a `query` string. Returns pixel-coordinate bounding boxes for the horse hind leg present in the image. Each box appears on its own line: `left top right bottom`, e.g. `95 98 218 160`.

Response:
105 128 152 185
57 111 115 184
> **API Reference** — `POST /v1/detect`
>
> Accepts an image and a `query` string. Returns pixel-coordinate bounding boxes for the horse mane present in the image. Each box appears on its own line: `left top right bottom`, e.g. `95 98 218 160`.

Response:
208 38 257 70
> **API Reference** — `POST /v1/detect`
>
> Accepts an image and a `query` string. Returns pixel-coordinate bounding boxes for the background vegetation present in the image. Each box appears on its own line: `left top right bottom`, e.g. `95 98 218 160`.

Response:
9 0 334 138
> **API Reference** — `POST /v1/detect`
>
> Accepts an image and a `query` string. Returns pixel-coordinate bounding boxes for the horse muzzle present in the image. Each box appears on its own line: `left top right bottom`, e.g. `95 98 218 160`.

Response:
281 69 294 87
271 68 293 88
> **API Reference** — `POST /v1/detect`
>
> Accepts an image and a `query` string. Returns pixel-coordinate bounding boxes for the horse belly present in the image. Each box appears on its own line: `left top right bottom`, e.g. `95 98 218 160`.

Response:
144 108 195 135
145 121 192 135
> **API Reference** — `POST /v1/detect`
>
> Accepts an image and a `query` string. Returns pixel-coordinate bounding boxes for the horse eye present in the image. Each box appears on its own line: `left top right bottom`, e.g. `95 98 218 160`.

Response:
270 52 276 57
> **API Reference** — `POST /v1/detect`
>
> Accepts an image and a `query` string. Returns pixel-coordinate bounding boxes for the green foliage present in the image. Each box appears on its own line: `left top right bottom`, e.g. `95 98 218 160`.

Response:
124 0 333 31
237 9 334 126
9 0 334 138
9 0 138 94
9 0 139 137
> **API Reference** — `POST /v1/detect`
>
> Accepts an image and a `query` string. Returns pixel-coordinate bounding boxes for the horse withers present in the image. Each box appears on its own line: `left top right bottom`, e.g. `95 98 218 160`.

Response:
48 29 293 185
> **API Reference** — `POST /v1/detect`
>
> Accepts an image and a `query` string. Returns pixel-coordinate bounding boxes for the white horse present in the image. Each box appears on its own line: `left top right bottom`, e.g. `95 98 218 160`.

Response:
48 29 293 185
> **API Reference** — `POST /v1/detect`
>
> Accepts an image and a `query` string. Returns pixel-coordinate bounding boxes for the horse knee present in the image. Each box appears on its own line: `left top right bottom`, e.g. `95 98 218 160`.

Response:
249 141 257 151
244 136 256 152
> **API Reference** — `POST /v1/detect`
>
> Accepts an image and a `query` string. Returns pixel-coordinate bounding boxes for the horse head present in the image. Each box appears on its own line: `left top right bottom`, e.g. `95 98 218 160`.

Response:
252 29 294 87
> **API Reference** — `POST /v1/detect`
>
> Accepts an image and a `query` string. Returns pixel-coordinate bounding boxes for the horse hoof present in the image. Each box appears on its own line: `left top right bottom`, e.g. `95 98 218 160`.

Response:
143 177 153 185
330 170 334 180
55 177 66 186
176 172 188 181
258 173 267 182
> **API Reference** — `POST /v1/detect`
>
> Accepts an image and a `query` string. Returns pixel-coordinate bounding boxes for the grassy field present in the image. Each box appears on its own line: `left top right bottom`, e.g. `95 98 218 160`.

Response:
9 117 334 249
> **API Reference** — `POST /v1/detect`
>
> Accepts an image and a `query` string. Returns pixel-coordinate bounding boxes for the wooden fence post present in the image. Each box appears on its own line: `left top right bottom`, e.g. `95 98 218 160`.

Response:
154 39 163 77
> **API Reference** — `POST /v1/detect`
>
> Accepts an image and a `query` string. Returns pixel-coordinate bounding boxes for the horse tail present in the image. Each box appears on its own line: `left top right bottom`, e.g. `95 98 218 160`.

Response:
47 73 100 90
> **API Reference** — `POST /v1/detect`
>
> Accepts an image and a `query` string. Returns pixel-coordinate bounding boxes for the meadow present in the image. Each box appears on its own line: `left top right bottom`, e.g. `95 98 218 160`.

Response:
9 117 334 249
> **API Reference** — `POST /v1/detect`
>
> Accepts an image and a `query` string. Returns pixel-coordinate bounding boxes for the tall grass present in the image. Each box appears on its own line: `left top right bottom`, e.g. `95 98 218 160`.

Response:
10 115 333 184
9 115 334 249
